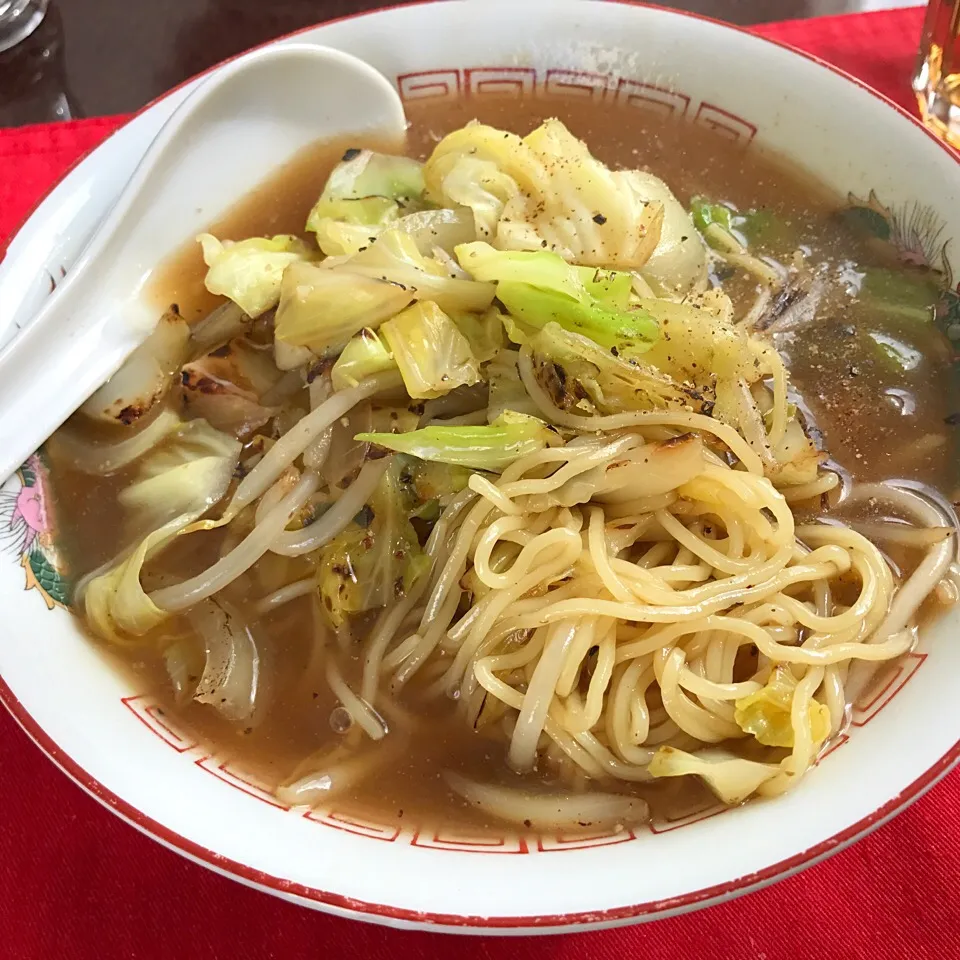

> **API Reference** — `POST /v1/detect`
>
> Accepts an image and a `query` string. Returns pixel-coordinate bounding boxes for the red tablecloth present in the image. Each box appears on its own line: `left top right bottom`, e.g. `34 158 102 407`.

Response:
0 7 950 958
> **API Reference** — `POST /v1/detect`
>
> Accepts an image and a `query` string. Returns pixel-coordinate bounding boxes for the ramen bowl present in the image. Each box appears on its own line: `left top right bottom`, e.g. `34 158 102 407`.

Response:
0 0 958 934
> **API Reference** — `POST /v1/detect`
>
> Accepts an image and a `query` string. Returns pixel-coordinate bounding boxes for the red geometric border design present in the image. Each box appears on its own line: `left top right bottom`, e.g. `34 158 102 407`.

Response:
693 101 758 143
411 828 528 854
537 826 638 852
649 800 729 834
120 695 197 754
394 68 745 138
852 652 927 727
397 68 461 101
615 78 691 117
306 809 402 843
544 69 612 101
194 756 291 811
464 66 537 99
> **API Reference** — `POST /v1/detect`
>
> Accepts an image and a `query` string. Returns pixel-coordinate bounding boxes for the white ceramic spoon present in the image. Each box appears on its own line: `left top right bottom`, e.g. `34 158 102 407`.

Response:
0 43 407 485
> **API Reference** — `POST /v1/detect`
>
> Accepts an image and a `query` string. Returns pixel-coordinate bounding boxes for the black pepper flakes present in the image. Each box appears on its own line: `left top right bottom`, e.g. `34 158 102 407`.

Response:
593 213 607 225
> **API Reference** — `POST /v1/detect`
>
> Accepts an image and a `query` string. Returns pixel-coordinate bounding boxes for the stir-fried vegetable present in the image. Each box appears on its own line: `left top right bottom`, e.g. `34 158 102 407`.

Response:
274 260 413 353
456 242 659 351
330 328 398 391
357 411 557 471
80 311 190 425
690 197 737 235
306 149 426 255
648 746 780 804
426 118 704 281
734 666 831 748
180 337 282 437
528 322 695 414
380 301 481 400
451 307 506 363
316 459 429 626
84 420 241 640
198 234 314 317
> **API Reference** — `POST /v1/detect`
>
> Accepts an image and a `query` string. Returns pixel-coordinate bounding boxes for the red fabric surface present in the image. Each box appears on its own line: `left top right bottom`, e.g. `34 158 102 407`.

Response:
0 7 949 958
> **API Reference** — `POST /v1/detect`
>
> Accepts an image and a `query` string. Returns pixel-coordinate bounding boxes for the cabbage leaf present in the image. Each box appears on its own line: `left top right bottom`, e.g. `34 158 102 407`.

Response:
274 260 413 353
380 301 481 399
486 348 542 421
84 420 242 641
357 410 556 471
180 337 282 437
456 242 658 351
340 229 495 314
734 666 831 748
528 322 695 415
198 233 313 317
316 459 429 626
80 311 190 425
648 746 780 804
427 119 667 271
306 150 427 256
330 327 398 391
452 307 505 363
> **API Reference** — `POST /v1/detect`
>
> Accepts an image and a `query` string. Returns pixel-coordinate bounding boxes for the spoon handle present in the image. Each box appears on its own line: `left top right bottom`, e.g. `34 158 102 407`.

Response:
0 278 144 485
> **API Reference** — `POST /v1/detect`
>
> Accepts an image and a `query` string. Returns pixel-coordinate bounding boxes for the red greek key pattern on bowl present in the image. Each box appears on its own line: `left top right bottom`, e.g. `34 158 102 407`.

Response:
394 67 754 139
693 102 758 143
194 756 290 811
852 652 927 726
615 78 691 117
536 826 638 852
397 68 461 102
649 799 729 834
412 827 529 854
121 695 197 753
464 67 537 99
306 808 402 843
544 69 612 101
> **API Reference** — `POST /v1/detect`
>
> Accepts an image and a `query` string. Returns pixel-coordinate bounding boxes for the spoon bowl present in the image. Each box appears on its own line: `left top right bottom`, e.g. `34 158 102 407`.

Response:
0 42 406 485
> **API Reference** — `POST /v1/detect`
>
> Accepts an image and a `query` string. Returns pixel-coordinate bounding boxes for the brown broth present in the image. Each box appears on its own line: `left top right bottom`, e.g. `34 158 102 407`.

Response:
49 93 960 834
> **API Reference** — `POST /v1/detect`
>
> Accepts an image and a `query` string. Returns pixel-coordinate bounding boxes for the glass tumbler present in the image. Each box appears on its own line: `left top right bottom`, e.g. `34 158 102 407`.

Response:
0 0 47 54
914 0 960 147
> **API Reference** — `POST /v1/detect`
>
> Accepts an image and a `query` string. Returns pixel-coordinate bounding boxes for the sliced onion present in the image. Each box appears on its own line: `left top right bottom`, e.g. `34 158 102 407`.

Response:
189 597 265 723
276 743 392 807
850 520 953 548
189 302 250 350
81 312 190 425
52 409 182 475
163 636 204 705
444 772 649 830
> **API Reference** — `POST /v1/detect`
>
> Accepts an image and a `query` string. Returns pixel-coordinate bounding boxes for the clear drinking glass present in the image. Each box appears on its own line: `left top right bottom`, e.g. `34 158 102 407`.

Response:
0 0 76 126
0 0 48 54
914 0 960 146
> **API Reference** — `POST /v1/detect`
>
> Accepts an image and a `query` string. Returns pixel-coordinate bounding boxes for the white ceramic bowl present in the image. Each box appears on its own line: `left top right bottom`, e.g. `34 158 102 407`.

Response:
1 0 958 935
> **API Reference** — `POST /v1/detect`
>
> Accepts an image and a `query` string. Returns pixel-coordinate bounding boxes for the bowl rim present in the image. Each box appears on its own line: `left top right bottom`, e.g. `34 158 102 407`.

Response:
2 0 959 933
